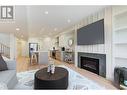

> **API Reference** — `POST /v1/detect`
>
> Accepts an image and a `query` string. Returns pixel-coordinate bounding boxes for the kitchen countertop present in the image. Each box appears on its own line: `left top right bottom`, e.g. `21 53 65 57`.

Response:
50 50 74 52
33 51 49 53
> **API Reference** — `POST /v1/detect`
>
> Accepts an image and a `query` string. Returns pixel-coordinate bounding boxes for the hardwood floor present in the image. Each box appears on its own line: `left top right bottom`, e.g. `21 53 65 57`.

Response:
16 57 47 72
16 57 29 72
16 57 117 90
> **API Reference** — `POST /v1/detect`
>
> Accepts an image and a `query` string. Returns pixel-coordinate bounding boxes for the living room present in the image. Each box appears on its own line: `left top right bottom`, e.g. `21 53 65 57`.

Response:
0 4 127 93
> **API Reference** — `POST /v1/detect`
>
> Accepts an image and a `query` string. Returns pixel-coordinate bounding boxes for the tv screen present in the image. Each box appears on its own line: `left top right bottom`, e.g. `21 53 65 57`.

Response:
77 19 104 45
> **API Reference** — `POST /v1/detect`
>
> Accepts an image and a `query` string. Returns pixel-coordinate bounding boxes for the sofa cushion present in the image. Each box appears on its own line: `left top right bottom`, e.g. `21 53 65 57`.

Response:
0 54 8 71
2 56 10 61
0 70 16 85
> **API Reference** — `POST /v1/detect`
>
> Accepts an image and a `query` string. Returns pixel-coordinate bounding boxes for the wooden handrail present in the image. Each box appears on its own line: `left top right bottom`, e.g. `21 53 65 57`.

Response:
0 42 10 58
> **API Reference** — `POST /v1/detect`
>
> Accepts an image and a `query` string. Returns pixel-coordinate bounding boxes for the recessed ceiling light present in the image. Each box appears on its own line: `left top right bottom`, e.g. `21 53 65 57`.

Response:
16 28 20 31
67 19 71 23
44 11 48 15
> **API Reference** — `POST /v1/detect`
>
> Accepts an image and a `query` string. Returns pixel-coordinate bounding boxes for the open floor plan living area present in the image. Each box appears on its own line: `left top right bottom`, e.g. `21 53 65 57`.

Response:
0 5 127 90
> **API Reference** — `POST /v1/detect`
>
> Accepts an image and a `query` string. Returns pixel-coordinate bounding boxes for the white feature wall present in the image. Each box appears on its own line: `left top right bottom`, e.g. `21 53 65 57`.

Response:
75 10 105 55
75 7 113 80
60 7 113 80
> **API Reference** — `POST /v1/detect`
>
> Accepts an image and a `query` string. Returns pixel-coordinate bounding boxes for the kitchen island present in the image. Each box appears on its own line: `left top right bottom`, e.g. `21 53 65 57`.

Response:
33 51 49 64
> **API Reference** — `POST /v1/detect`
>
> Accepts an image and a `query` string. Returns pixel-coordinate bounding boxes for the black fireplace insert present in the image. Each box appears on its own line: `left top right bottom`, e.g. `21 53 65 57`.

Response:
81 57 99 75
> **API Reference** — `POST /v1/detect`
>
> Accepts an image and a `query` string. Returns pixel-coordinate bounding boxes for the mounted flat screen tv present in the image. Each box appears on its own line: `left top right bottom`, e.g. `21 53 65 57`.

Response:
77 19 104 45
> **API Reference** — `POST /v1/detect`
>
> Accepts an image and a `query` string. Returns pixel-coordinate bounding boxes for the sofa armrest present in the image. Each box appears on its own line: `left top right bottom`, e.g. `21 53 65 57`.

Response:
5 60 16 70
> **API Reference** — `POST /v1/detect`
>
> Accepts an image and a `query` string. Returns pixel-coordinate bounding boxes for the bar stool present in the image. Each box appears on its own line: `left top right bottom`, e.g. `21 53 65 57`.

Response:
30 52 37 65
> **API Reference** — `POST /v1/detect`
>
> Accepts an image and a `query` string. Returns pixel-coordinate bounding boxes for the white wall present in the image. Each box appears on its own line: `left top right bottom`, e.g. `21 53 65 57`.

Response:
28 37 54 51
17 40 22 57
0 33 18 59
40 37 54 51
10 34 17 59
0 33 10 47
104 7 113 80
21 40 29 57
59 31 75 50
16 39 29 57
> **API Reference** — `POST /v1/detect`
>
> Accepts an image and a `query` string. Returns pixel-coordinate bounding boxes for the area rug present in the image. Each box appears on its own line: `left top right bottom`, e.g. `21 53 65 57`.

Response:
14 65 106 90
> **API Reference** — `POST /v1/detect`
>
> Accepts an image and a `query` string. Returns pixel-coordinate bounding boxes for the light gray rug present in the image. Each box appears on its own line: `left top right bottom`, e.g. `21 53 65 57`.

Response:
14 65 106 90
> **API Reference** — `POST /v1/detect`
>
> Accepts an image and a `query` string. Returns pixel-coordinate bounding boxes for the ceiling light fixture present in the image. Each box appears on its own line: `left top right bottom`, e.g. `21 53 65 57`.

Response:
67 19 71 23
16 28 20 31
44 11 48 15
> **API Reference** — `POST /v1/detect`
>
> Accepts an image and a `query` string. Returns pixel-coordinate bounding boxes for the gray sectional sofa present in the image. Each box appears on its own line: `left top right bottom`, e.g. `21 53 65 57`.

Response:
0 59 18 89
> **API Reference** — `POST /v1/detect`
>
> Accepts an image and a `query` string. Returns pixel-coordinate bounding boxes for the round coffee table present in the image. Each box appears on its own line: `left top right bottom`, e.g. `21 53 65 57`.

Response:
34 67 68 89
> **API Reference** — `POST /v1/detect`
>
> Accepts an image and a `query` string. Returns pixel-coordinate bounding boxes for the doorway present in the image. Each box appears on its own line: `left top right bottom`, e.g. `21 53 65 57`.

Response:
29 43 38 57
29 43 39 64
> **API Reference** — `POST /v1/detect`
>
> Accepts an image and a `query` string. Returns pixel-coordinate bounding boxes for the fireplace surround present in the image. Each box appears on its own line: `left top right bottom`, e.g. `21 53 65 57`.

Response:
78 52 106 78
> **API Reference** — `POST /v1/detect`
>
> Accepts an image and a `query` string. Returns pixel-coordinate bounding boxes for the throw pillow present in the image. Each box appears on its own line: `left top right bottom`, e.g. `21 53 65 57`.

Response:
0 54 8 71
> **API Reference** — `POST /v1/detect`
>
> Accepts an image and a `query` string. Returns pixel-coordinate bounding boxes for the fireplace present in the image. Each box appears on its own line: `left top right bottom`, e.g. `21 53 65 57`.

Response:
78 52 106 78
81 57 99 75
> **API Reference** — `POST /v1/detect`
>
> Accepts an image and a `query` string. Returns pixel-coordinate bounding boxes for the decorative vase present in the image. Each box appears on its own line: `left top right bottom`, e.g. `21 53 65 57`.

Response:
47 60 55 74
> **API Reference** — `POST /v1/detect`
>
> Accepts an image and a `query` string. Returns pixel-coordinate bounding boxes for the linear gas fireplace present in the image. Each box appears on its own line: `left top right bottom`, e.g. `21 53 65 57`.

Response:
78 52 106 78
81 57 99 75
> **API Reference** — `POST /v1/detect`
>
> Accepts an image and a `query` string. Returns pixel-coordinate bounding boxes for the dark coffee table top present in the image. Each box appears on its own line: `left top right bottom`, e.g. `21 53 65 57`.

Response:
35 67 68 81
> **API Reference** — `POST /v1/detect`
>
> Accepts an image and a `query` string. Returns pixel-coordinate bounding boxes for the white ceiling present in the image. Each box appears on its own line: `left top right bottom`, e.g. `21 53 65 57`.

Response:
0 5 107 40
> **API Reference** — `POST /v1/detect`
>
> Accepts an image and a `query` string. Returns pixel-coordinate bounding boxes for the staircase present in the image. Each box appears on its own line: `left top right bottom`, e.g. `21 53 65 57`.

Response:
0 42 10 58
